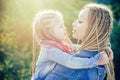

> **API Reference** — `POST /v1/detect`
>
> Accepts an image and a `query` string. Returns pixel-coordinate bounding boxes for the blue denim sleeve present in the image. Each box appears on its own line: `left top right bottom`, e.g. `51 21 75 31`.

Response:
46 48 101 69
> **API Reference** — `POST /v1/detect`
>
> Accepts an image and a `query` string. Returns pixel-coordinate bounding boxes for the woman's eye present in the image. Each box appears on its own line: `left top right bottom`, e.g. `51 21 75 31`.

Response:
78 21 83 23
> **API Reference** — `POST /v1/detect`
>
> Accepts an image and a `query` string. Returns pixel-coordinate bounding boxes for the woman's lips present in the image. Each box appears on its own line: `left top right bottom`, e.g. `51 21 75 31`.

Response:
72 30 75 33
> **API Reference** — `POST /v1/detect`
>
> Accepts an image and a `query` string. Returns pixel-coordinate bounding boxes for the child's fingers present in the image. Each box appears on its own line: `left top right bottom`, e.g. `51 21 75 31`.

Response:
105 47 114 61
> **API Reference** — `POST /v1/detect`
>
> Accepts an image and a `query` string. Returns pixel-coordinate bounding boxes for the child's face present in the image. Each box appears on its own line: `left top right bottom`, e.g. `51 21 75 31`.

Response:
72 8 89 41
53 18 67 41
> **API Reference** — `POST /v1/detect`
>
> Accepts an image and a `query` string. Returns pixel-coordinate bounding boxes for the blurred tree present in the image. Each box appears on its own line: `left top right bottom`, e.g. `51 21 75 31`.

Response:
110 0 120 21
0 51 6 80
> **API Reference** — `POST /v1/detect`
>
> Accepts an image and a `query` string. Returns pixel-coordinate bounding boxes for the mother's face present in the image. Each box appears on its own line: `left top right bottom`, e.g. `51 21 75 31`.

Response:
72 8 89 41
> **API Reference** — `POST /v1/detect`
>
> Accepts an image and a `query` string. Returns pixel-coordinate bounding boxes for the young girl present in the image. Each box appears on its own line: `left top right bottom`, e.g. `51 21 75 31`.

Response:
32 10 110 80
45 4 115 80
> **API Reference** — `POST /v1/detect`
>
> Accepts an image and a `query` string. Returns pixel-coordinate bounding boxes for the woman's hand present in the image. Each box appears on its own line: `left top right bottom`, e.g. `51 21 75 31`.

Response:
96 52 109 65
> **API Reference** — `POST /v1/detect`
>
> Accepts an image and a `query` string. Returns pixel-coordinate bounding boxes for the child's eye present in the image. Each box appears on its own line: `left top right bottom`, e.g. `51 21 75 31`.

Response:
78 21 83 23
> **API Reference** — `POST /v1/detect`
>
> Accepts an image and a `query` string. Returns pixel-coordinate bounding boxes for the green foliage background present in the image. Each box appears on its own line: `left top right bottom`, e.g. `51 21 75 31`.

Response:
0 0 120 80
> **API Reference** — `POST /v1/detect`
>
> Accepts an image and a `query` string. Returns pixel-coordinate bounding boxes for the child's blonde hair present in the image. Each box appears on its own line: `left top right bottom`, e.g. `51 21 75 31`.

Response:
33 10 63 43
32 10 63 76
78 3 115 80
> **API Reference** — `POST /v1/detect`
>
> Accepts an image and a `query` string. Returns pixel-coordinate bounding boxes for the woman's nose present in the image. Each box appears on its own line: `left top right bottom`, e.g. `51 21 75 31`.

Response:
72 22 75 27
72 21 77 29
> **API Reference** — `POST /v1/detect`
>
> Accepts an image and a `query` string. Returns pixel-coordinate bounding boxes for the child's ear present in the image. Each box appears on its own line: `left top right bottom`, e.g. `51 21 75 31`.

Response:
44 31 53 39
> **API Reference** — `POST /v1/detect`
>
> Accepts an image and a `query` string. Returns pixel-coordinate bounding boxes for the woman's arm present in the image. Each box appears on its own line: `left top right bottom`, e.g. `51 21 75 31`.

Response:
46 48 102 69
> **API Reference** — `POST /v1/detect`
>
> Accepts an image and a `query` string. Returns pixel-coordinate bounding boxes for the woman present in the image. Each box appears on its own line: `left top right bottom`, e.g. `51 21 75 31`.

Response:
32 10 110 80
45 3 115 80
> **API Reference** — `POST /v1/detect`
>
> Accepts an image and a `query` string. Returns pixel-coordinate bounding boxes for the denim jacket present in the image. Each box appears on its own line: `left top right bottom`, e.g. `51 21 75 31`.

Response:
33 47 101 80
45 50 106 80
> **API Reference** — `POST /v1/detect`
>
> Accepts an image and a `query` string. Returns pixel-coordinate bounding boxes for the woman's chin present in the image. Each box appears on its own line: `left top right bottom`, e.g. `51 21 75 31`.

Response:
72 35 82 40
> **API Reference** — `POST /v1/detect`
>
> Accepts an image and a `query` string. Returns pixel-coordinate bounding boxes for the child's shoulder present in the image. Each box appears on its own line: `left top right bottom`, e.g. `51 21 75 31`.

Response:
41 47 61 52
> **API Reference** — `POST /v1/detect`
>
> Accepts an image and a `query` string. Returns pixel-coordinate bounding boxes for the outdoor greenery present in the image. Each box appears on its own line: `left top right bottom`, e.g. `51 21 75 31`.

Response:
0 0 120 80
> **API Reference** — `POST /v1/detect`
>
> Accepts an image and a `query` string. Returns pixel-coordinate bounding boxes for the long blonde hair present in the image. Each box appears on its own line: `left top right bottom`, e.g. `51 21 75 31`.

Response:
77 3 115 80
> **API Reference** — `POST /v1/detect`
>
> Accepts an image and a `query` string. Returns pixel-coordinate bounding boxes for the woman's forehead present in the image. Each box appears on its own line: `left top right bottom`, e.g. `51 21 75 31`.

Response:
78 8 89 18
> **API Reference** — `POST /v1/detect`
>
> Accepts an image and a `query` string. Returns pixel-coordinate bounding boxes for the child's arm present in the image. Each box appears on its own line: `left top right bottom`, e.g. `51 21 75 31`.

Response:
46 48 102 69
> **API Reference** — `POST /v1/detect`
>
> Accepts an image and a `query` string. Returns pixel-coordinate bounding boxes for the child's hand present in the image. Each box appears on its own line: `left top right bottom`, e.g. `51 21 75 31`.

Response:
105 47 114 62
96 52 109 65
